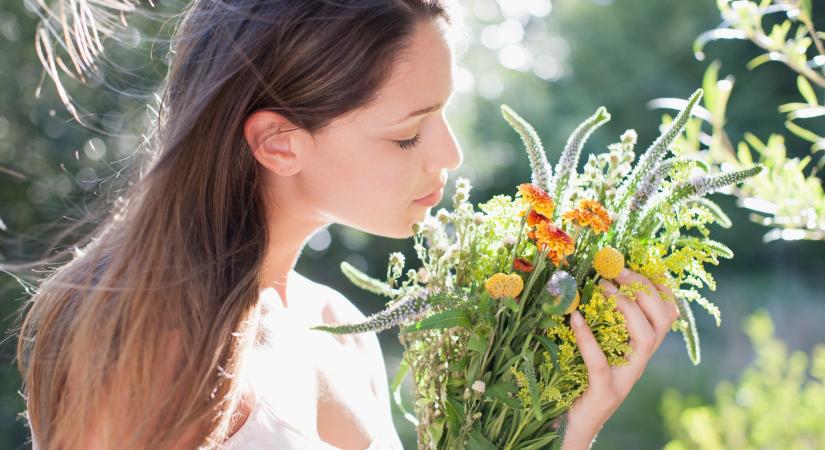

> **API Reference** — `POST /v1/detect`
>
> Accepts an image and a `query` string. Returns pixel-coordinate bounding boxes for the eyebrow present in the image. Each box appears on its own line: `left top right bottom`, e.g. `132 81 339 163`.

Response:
389 102 444 126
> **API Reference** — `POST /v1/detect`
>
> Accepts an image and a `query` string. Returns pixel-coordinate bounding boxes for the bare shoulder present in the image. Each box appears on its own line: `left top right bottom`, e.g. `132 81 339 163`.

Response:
296 273 394 406
294 271 368 324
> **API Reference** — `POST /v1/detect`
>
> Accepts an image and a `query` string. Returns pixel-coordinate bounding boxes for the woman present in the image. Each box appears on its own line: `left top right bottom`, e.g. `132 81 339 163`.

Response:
14 0 679 449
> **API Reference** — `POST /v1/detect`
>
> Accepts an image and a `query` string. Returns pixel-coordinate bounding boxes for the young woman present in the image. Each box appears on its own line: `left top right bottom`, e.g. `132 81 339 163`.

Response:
14 1 679 449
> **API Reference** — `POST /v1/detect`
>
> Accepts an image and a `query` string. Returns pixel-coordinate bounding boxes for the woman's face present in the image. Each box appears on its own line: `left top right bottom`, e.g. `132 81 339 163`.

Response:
257 19 463 240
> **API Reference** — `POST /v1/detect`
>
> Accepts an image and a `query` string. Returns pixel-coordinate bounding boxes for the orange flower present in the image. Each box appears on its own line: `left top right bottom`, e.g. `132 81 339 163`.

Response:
517 183 555 219
525 209 547 227
513 258 534 273
534 221 575 266
562 199 612 234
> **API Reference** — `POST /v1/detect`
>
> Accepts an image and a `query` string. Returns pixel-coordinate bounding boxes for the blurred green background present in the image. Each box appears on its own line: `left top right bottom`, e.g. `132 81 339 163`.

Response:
1 0 823 449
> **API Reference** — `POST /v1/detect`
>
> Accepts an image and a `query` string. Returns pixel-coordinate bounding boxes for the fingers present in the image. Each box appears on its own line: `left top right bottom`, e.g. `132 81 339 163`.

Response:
569 310 614 397
654 282 680 327
599 280 656 360
613 269 676 346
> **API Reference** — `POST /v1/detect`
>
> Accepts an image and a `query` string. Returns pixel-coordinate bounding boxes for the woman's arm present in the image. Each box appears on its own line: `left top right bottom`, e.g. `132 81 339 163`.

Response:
322 288 404 448
559 269 680 450
320 288 391 408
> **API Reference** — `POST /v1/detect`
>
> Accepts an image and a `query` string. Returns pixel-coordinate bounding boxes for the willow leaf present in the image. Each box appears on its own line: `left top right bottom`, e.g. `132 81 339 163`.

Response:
676 295 701 365
340 261 400 298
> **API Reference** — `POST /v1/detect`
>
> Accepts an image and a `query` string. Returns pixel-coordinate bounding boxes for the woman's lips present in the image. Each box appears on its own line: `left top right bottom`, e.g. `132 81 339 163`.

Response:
414 188 444 207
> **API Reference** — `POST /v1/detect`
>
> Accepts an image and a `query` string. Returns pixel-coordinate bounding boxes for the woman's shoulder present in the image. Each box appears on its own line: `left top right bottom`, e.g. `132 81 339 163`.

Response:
292 271 381 357
293 271 368 325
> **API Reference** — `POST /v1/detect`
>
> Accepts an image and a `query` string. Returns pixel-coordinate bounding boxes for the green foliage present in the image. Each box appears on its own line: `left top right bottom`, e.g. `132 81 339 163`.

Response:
661 309 825 449
658 0 825 241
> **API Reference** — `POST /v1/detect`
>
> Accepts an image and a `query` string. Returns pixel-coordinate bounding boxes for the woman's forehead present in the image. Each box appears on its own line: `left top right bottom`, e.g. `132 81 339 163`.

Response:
360 30 455 126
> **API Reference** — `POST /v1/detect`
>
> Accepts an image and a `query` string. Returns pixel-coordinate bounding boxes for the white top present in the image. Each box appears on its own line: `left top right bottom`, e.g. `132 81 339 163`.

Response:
27 274 403 450
221 283 404 450
220 391 399 450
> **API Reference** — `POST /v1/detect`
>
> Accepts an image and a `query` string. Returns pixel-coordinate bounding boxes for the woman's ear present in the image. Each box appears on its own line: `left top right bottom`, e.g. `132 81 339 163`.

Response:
243 110 304 177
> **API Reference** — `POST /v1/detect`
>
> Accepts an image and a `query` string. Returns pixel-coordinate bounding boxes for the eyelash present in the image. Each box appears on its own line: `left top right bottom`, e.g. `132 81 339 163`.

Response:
393 133 421 150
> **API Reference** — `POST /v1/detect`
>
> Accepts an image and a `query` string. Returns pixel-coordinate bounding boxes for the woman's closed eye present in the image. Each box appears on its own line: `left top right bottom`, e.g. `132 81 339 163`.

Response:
393 133 421 150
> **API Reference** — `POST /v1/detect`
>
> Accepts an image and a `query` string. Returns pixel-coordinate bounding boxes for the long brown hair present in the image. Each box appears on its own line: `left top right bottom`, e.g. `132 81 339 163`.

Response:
13 1 457 448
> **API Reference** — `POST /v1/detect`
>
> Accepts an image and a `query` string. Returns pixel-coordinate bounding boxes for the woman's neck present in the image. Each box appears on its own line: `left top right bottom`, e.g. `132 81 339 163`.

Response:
259 209 331 309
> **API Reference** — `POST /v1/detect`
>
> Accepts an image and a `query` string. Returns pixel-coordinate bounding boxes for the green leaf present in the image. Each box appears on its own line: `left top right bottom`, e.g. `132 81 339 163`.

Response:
503 296 520 312
743 132 767 154
693 28 747 61
702 60 721 114
494 348 521 378
534 335 560 370
737 141 753 165
340 261 399 298
778 102 815 114
485 383 522 409
448 355 471 372
468 430 499 450
676 296 701 365
400 309 471 334
468 332 488 354
391 358 419 425
538 316 558 329
517 435 560 450
444 396 465 431
786 120 823 143
797 75 819 106
746 52 773 71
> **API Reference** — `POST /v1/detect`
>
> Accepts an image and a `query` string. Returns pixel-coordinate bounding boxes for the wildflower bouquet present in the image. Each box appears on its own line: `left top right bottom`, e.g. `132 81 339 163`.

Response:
311 88 762 449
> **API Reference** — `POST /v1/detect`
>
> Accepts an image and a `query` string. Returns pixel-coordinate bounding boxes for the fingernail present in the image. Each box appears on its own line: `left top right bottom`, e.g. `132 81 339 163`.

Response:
618 268 631 278
571 311 584 327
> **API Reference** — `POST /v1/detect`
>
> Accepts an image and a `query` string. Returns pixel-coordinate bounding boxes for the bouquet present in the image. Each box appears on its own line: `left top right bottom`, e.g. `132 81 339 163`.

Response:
311 88 762 449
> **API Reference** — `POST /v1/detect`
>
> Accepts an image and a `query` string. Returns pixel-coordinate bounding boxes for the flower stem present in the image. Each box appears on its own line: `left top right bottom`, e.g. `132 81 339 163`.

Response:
509 208 530 271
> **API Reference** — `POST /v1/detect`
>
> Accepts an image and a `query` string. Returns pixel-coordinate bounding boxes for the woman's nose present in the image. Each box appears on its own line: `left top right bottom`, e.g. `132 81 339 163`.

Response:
426 117 463 174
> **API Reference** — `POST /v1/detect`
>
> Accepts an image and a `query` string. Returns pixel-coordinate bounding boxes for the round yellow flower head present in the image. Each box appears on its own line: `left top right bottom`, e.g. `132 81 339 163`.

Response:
563 290 581 315
593 246 625 279
485 273 524 299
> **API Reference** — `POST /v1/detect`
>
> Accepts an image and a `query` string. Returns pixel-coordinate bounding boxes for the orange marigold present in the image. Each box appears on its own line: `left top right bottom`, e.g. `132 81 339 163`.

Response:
534 221 575 266
526 209 548 227
562 199 612 234
517 183 555 219
513 258 534 273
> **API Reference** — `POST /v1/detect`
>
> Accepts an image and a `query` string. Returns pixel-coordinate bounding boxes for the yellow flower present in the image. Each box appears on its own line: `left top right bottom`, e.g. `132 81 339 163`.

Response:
485 272 524 299
593 246 624 279
534 221 575 266
517 183 555 219
562 199 612 234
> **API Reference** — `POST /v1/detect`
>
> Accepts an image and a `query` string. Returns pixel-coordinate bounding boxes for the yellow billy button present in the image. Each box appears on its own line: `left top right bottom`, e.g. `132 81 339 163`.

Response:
593 246 625 279
485 272 524 300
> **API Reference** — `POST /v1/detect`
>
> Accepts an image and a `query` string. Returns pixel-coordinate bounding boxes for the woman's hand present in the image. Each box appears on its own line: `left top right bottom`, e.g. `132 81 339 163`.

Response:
559 268 680 450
